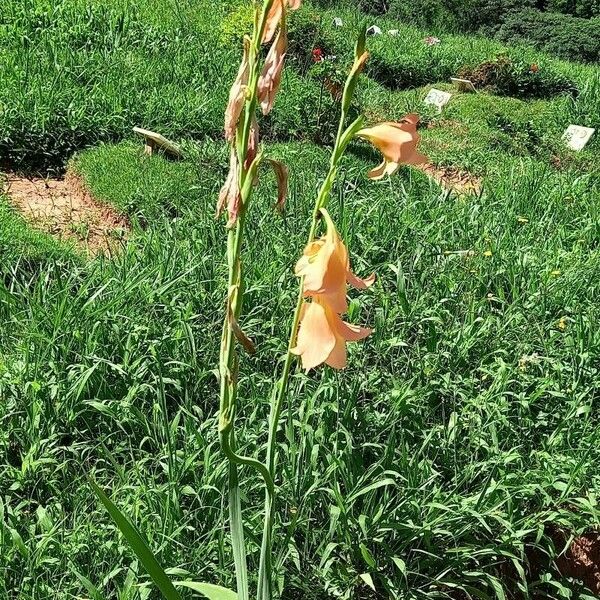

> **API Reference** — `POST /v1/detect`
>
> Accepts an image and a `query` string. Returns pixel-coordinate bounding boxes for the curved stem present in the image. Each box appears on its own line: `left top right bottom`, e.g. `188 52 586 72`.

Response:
220 430 275 496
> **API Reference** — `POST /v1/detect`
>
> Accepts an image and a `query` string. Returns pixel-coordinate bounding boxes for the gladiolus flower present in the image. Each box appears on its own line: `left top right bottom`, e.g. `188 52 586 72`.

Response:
530 63 539 73
312 48 324 62
356 114 428 180
295 208 374 312
217 148 241 227
292 298 371 371
424 36 440 46
263 0 301 44
224 38 250 141
258 24 287 115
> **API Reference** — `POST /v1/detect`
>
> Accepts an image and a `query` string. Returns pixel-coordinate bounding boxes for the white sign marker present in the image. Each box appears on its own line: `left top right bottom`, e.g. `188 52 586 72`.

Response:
388 29 399 37
451 77 476 93
424 89 452 112
367 25 382 35
333 17 343 27
563 125 595 151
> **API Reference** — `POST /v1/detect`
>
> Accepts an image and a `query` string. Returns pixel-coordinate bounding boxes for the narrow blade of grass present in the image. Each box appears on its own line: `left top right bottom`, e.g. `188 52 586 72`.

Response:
88 477 183 600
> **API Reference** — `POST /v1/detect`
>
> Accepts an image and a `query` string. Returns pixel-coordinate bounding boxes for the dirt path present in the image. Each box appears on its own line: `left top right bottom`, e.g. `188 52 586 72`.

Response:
2 171 130 256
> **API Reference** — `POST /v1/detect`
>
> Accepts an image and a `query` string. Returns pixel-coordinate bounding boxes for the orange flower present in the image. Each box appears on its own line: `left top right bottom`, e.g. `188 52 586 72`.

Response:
224 38 250 141
263 0 301 44
217 148 241 227
258 23 287 115
295 208 374 313
292 298 371 371
356 114 427 180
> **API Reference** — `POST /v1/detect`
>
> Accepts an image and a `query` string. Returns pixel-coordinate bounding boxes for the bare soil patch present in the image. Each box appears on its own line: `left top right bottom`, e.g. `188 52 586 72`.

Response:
556 531 600 594
522 528 600 597
2 171 130 256
418 162 482 195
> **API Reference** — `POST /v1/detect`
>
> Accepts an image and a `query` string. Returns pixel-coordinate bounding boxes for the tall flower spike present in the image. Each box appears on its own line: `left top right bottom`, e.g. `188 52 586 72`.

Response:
356 114 428 180
292 298 371 371
258 19 288 115
263 0 301 44
295 208 375 313
224 37 251 141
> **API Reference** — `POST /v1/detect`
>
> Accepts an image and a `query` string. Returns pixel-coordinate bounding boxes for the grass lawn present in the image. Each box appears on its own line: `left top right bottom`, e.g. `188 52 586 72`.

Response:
1 1 600 599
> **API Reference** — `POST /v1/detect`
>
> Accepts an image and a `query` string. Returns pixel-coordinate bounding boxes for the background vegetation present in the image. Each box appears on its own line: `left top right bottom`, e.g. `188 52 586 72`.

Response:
1 1 599 599
317 0 600 63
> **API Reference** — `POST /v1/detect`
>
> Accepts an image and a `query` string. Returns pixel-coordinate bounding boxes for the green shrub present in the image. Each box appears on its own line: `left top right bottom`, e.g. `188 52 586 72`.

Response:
387 0 536 32
545 0 600 17
497 9 600 63
218 3 254 46
459 55 579 99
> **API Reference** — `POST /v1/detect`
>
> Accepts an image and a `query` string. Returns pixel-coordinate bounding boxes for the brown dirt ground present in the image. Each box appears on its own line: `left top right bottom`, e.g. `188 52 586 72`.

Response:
2 171 130 256
418 162 482 195
556 531 600 594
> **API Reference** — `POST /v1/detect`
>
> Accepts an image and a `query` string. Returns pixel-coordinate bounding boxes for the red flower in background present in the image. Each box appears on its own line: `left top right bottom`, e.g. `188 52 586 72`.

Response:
530 63 539 73
312 48 324 62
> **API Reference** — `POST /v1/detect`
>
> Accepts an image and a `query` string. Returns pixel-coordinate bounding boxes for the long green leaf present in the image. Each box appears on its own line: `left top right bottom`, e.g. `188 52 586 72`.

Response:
175 581 237 600
70 565 106 600
228 455 249 600
89 478 183 600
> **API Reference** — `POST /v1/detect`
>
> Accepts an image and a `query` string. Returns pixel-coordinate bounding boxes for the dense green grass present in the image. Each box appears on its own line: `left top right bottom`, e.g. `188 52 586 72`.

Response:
1 0 600 599
0 193 70 265
1 0 598 170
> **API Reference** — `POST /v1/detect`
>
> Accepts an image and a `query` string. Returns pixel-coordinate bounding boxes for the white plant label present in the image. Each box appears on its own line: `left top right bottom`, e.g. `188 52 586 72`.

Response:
424 89 452 112
388 29 399 36
367 25 382 35
450 77 476 93
333 17 343 27
563 125 595 151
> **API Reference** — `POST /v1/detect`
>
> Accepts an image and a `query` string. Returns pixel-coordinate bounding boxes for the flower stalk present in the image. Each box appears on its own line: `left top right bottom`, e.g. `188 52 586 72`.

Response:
219 7 425 600
256 33 370 600
218 2 296 600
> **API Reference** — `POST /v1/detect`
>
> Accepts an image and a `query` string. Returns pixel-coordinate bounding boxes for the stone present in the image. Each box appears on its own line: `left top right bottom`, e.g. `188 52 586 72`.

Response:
424 89 452 112
563 125 595 151
132 127 183 158
367 25 382 36
451 77 476 93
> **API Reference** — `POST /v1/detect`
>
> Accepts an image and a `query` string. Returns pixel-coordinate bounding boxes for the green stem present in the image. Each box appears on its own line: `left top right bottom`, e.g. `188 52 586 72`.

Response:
256 86 352 600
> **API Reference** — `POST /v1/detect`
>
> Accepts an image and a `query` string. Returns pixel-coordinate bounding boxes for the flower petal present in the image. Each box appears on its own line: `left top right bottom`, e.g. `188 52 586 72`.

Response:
262 0 283 44
224 38 250 141
367 160 399 180
267 158 289 212
347 269 376 289
258 25 288 115
217 148 240 224
291 301 337 371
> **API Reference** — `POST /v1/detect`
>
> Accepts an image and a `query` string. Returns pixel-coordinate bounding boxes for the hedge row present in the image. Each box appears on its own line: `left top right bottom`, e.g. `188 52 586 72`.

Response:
303 7 581 99
497 9 600 63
